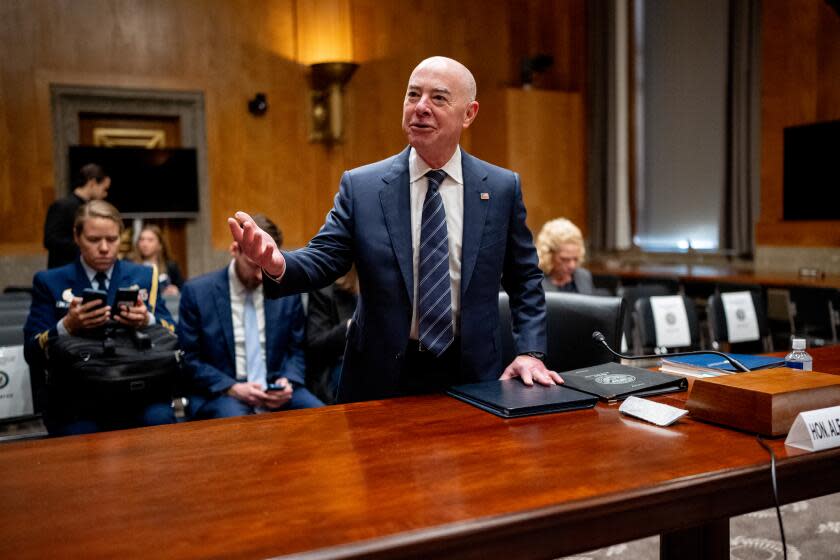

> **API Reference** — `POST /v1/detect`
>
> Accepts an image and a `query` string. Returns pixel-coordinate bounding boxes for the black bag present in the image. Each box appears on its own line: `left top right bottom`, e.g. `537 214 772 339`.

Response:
46 324 182 403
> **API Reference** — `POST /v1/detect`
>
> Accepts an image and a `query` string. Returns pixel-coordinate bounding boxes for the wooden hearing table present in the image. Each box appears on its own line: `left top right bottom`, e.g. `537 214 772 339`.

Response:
587 261 840 290
2 346 840 559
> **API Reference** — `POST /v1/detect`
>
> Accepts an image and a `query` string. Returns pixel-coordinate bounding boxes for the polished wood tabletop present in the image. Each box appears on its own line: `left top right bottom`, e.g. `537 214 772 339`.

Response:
588 261 840 290
2 348 840 559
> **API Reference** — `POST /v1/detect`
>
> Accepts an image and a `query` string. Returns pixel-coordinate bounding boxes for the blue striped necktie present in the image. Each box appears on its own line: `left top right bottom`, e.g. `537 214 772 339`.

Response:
418 169 454 357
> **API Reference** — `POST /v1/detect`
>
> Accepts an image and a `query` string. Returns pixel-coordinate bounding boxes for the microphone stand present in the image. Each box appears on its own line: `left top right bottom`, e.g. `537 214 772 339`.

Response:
591 331 750 373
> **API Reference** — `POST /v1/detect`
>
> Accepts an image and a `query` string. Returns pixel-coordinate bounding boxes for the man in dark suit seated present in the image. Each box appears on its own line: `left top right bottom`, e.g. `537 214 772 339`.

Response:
24 200 176 436
43 163 111 269
230 56 562 403
178 214 323 419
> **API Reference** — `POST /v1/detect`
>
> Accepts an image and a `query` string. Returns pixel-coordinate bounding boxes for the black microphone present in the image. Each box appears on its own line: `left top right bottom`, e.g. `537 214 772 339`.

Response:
591 331 750 372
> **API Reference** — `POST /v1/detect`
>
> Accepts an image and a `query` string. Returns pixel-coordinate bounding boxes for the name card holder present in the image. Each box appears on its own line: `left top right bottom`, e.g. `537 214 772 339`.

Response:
686 368 840 437
785 405 840 452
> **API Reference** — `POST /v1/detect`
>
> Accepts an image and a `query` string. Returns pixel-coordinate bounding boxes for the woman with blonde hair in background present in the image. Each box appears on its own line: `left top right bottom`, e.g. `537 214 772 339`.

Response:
133 224 184 296
536 218 594 294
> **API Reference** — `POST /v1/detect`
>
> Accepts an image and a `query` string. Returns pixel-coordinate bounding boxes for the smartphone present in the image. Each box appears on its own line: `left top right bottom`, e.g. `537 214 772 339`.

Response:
265 382 288 392
81 288 107 309
113 287 139 316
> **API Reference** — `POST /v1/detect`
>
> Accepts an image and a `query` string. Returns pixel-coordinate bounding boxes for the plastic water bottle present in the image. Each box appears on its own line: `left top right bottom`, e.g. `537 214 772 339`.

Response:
785 338 813 371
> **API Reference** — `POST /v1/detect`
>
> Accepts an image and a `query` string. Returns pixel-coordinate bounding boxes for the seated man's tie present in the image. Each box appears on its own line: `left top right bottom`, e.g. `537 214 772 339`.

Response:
244 292 267 388
94 271 108 292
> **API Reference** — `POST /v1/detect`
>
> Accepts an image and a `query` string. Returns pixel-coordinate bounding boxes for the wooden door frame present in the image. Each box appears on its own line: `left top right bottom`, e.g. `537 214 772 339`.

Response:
50 85 213 277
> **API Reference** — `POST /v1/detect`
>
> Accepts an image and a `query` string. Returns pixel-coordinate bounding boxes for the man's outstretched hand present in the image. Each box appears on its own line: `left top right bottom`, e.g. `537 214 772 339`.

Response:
228 211 286 278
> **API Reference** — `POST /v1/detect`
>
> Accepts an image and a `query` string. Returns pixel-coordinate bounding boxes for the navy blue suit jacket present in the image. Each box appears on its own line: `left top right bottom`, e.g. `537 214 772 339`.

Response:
177 267 307 396
265 148 546 402
23 259 173 367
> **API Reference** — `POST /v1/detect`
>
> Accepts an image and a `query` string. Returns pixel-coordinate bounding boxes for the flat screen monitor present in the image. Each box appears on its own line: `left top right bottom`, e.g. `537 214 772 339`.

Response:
68 146 199 218
783 120 840 221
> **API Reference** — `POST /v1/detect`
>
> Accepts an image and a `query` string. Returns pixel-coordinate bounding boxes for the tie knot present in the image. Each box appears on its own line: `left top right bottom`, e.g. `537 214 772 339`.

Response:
425 169 447 192
94 272 108 290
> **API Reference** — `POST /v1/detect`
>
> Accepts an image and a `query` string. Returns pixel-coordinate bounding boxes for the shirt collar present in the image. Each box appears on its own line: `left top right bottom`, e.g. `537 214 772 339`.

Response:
227 260 261 299
80 257 114 284
409 146 463 185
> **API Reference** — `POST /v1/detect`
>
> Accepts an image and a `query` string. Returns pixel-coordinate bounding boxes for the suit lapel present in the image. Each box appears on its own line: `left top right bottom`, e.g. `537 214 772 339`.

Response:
73 260 92 298
213 269 236 365
460 150 490 296
379 147 414 304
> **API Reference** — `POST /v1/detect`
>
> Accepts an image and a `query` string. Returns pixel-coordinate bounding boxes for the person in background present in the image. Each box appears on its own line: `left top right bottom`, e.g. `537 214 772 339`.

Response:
536 218 594 294
44 163 111 269
178 214 323 419
306 265 358 404
133 224 184 296
24 200 176 436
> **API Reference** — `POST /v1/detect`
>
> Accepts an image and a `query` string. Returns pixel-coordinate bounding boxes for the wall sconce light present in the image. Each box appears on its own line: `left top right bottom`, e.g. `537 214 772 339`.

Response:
308 62 358 143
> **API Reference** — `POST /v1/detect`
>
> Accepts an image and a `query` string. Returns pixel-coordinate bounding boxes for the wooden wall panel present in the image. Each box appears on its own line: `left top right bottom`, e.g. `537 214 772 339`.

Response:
0 0 588 271
758 0 840 247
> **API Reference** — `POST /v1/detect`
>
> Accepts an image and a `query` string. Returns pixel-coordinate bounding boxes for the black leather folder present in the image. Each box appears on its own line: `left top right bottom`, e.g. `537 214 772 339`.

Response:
559 362 688 402
447 379 598 418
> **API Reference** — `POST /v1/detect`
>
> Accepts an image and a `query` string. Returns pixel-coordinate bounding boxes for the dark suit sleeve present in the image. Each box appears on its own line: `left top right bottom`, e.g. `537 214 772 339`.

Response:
23 272 59 368
271 296 307 386
265 172 356 298
176 282 237 395
43 200 77 254
500 173 547 355
306 287 347 360
167 261 185 289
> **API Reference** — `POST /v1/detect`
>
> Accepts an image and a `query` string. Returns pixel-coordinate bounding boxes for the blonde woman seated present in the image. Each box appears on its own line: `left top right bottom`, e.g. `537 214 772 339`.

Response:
133 225 184 296
536 218 594 294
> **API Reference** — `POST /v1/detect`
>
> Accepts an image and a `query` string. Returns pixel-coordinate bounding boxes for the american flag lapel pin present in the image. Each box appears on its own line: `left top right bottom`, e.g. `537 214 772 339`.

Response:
480 192 490 200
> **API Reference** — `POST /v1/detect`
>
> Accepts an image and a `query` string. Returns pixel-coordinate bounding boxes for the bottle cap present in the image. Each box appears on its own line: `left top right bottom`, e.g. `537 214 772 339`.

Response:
792 338 806 350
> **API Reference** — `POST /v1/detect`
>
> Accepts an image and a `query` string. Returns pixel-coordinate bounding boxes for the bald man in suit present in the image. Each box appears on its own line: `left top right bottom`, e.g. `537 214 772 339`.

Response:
231 56 562 403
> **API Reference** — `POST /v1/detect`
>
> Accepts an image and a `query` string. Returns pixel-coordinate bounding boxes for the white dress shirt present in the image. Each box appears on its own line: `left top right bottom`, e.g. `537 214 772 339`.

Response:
228 260 266 382
409 146 464 338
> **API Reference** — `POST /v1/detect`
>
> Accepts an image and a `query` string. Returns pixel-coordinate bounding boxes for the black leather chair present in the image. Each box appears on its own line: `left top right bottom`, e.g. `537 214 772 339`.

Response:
707 290 773 353
499 291 625 373
789 287 840 347
633 295 702 353
617 283 679 353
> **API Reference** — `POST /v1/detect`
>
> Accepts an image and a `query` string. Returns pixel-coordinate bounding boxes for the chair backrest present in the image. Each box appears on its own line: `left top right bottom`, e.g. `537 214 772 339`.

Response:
0 309 30 328
0 325 24 346
789 287 840 345
617 283 679 353
633 295 702 352
499 292 625 373
0 298 32 311
707 290 772 353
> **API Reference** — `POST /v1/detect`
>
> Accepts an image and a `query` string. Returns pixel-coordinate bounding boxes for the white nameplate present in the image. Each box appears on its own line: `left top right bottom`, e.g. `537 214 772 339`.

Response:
721 291 760 343
650 295 691 348
785 405 840 452
0 345 34 420
619 396 688 427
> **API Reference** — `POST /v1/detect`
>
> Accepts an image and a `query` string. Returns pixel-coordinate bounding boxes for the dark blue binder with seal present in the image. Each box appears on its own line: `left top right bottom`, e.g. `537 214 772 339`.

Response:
446 379 598 418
